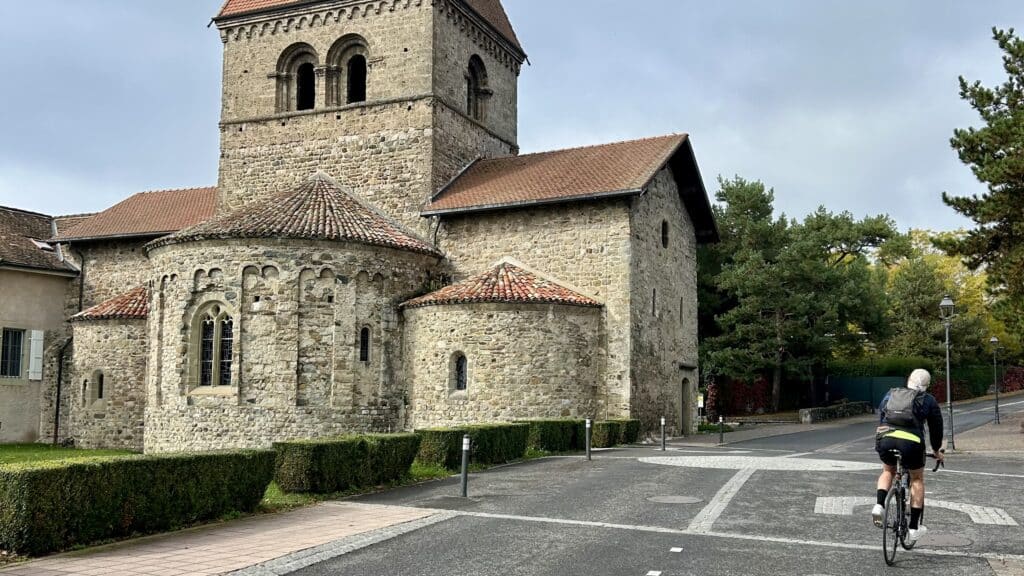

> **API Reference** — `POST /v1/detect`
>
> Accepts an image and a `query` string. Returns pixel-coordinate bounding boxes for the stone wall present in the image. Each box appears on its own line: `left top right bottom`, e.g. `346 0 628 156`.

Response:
66 241 151 309
628 167 699 435
438 199 632 418
404 302 602 428
68 320 147 450
144 238 438 453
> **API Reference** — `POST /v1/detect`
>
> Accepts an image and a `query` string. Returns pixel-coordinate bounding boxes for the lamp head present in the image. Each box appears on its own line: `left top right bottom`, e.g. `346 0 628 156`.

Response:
939 295 955 319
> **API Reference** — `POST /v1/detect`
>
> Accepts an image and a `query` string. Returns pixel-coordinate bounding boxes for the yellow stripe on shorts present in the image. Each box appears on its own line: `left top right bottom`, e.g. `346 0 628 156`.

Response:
884 429 922 443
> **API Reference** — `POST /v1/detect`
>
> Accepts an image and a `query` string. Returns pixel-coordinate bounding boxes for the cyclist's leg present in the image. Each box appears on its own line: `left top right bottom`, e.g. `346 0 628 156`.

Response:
873 438 898 527
901 439 927 535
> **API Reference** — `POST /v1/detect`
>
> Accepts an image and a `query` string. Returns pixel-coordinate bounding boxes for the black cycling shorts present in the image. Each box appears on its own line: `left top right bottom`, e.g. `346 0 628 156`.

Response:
876 435 926 470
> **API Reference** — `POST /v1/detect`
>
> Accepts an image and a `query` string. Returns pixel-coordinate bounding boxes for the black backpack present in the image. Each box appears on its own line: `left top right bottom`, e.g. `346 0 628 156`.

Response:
884 388 923 428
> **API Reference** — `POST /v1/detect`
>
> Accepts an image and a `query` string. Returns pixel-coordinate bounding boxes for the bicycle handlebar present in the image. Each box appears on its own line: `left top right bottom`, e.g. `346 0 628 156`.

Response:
929 449 946 473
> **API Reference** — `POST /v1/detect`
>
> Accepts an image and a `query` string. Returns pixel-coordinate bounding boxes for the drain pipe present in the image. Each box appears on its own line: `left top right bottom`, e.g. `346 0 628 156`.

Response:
52 338 72 445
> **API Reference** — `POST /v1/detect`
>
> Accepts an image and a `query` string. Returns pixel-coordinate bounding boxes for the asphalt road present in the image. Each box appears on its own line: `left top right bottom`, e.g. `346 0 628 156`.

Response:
288 397 1024 576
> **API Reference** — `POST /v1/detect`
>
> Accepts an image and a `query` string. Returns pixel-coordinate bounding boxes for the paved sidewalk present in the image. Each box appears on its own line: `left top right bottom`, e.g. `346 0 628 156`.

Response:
0 502 436 576
956 410 1024 453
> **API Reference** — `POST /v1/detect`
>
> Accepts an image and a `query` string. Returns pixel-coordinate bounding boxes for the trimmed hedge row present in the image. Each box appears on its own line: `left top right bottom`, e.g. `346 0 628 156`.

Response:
274 433 421 494
521 419 580 452
416 424 530 469
0 450 274 556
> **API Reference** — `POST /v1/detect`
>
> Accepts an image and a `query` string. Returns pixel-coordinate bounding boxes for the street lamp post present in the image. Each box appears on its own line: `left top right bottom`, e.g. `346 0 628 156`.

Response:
990 336 1001 425
940 295 955 450
866 341 878 411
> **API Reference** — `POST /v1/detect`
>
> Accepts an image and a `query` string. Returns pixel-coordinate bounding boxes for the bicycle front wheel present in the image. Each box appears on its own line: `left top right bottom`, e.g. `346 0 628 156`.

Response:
883 488 901 566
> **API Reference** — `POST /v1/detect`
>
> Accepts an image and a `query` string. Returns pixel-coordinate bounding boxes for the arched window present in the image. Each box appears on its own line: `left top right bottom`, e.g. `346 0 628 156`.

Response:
466 55 489 122
359 327 371 362
296 62 316 111
452 353 468 392
192 303 234 387
347 55 367 103
275 43 319 113
327 35 369 106
662 221 670 248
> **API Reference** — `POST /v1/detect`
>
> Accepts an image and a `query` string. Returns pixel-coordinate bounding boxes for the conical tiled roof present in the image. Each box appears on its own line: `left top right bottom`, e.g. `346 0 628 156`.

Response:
149 173 440 256
71 286 149 322
401 260 601 309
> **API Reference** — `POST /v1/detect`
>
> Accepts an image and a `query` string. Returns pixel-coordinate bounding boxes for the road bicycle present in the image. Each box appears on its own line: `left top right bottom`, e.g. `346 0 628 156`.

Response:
882 448 944 566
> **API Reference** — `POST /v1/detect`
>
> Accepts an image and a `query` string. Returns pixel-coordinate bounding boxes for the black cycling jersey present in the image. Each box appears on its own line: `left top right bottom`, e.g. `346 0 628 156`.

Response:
878 390 944 453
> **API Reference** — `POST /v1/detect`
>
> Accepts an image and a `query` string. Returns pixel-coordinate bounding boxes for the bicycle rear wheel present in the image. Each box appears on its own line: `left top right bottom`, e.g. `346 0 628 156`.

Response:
883 488 901 566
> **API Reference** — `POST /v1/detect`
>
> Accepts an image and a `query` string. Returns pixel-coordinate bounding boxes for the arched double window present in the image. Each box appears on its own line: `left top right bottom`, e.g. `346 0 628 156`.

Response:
327 35 369 106
466 55 490 122
193 303 234 387
275 43 319 112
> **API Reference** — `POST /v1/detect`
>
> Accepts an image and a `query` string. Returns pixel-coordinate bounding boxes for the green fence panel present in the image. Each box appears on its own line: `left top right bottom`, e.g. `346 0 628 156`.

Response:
827 376 905 408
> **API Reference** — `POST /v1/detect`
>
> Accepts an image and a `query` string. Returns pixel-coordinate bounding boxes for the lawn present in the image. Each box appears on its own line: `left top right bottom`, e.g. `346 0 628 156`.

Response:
0 443 134 466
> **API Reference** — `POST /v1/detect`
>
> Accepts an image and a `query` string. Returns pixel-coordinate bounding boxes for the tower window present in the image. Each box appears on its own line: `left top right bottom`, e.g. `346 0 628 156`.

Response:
359 327 371 362
347 55 367 103
296 62 316 111
662 220 670 248
466 55 489 122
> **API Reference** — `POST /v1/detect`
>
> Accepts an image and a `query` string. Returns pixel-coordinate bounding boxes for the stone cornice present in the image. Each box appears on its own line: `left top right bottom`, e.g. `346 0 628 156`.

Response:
436 0 524 74
217 0 424 43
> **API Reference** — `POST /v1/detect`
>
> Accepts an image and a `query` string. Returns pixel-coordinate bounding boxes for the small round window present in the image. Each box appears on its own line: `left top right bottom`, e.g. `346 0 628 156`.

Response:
661 221 669 248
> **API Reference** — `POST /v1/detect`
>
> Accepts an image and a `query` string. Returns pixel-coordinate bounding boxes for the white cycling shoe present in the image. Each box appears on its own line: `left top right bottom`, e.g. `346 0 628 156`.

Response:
871 504 884 528
906 525 928 544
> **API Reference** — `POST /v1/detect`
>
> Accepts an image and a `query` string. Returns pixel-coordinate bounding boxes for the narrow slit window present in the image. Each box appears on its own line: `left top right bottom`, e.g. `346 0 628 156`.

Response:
97 372 104 400
359 327 370 362
296 62 316 111
347 55 367 103
662 221 670 248
652 289 657 316
454 354 468 391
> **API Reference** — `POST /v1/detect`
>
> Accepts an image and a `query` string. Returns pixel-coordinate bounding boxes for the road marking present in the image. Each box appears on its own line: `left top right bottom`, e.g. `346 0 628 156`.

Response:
640 455 876 471
646 571 662 576
941 469 1024 479
670 547 683 553
815 434 876 454
782 452 814 458
962 400 1024 414
688 468 756 533
814 497 1018 526
435 509 1024 563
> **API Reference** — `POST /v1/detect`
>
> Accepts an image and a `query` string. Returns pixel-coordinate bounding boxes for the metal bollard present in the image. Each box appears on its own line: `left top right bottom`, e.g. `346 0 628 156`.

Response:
661 416 666 451
460 434 470 498
585 418 592 461
718 416 724 444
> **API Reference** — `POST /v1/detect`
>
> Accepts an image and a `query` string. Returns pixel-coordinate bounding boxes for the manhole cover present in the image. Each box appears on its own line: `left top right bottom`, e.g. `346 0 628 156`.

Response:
648 496 703 504
920 533 973 548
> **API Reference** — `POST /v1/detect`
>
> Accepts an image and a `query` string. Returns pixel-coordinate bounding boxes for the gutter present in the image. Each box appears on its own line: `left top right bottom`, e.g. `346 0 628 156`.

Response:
422 188 643 218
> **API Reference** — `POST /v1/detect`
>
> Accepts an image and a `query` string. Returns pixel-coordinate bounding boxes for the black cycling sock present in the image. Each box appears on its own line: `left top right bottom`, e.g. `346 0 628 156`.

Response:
876 489 887 506
910 507 923 529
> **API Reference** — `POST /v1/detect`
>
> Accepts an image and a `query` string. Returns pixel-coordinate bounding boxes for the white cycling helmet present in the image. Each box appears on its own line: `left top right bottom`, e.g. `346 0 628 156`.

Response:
907 369 931 392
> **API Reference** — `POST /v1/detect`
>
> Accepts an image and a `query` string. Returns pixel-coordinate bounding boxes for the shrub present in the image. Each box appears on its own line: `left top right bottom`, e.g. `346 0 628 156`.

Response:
415 424 530 469
519 419 580 452
590 421 622 448
0 450 273 556
610 419 641 444
274 433 420 494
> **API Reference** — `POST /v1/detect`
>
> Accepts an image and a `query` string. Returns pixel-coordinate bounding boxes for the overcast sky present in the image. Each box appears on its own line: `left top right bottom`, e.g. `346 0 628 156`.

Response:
1 1 1020 231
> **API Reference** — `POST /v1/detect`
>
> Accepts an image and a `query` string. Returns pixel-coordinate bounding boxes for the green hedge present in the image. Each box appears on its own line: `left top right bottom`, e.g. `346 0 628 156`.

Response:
0 450 274 556
416 424 529 469
611 419 641 445
274 433 420 494
591 421 622 448
520 419 581 452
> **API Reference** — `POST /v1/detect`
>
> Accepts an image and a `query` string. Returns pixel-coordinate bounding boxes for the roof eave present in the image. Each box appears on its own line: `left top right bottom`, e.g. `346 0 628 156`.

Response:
212 0 324 24
52 231 174 244
421 188 642 217
668 138 720 244
0 262 79 277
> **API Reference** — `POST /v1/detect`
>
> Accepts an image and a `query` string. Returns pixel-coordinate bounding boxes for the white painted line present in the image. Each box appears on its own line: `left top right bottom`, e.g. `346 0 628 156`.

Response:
942 469 1024 479
426 508 1024 564
646 571 662 576
640 455 876 471
670 547 683 553
688 468 756 533
962 400 1024 414
782 452 814 458
814 497 1018 526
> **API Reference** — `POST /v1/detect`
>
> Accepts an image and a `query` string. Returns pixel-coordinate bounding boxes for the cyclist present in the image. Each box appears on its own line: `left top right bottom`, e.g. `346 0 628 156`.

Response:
871 368 945 544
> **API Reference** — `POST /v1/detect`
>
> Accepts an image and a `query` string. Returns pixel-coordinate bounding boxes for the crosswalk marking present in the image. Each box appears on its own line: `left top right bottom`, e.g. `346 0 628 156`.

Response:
814 496 1018 526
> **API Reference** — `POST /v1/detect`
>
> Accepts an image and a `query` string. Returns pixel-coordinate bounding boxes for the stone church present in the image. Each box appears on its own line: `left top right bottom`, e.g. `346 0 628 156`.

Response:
3 0 718 453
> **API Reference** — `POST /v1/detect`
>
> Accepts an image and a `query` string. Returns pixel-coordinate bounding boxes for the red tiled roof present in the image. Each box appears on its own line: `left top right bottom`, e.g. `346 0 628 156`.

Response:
151 172 440 256
0 206 75 273
215 0 523 53
424 134 688 215
71 286 149 322
54 213 97 237
401 260 601 309
56 187 217 242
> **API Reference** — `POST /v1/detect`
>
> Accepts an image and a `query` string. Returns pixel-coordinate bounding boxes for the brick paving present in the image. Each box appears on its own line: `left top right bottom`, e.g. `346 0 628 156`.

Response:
0 502 437 576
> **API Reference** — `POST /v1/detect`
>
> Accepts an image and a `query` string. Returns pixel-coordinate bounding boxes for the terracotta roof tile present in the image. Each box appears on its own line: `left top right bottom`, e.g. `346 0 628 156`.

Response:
402 260 601 309
215 0 523 53
71 286 149 322
0 206 74 273
425 134 687 215
54 213 97 237
56 187 217 242
151 172 440 256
